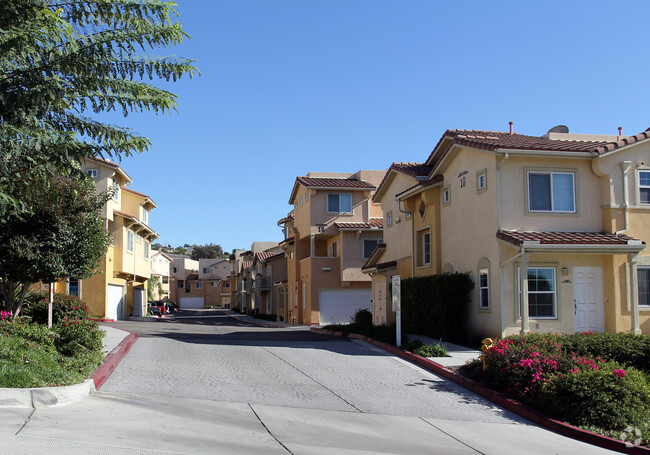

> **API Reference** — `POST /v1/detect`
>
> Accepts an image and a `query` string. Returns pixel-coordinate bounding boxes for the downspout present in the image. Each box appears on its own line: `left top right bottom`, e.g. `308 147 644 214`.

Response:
496 152 510 230
616 161 631 235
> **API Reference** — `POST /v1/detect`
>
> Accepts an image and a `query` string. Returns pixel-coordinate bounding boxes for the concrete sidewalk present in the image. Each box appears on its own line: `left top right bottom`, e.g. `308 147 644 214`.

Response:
0 325 134 408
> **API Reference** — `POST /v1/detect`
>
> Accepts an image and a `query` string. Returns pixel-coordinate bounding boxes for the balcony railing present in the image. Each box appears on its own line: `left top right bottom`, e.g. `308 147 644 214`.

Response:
252 277 271 292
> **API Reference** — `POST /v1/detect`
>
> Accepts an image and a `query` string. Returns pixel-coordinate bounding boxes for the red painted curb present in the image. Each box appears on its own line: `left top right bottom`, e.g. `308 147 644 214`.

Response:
310 327 649 455
90 330 138 390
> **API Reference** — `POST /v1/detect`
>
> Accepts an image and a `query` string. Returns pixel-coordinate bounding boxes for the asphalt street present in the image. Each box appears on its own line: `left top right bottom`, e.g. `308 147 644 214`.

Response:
0 310 620 454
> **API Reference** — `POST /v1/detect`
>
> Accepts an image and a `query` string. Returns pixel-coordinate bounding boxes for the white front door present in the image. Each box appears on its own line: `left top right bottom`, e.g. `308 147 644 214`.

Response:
573 267 604 332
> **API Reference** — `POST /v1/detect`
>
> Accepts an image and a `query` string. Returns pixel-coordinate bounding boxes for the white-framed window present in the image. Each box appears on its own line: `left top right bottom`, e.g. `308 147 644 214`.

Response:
528 171 575 213
363 239 380 259
299 195 303 206
305 191 309 201
203 267 210 274
196 282 203 289
477 170 487 192
417 229 431 266
67 278 81 298
327 193 352 213
479 268 489 309
639 171 650 205
112 179 120 201
86 169 98 178
136 233 142 244
144 241 150 259
442 187 451 205
638 267 650 307
386 211 393 227
141 206 148 224
127 230 134 253
517 267 557 318
210 281 216 287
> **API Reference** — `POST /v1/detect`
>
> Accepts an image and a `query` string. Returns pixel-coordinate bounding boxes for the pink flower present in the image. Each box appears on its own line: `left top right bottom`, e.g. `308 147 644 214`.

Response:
612 369 626 379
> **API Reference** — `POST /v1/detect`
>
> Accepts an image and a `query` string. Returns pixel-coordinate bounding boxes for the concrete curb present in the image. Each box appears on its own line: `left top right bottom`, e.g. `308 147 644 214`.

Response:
310 327 650 455
90 330 138 390
0 329 137 408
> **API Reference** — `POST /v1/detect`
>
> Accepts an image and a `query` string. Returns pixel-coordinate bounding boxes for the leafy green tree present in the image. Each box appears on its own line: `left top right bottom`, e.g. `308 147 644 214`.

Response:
0 0 197 215
190 243 224 260
0 174 111 317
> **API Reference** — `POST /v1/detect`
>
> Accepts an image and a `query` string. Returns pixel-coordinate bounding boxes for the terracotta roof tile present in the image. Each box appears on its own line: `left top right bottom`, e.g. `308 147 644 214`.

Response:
256 251 284 262
390 162 433 178
496 230 644 246
241 261 253 270
335 219 383 230
296 176 376 190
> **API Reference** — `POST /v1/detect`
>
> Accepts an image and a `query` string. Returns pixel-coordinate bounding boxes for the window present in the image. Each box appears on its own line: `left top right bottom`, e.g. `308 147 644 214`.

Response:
203 267 210 274
299 196 303 206
518 267 556 318
112 179 120 201
172 267 177 273
640 171 650 205
329 241 337 258
210 282 216 287
144 241 150 259
86 169 98 178
68 279 80 297
177 282 184 288
302 283 307 309
363 239 380 259
141 207 148 224
305 191 309 201
477 170 487 192
127 230 134 253
442 187 451 205
327 193 352 213
386 211 392 227
196 282 203 289
479 268 489 309
639 267 650 307
528 171 575 212
405 212 411 221
417 229 431 266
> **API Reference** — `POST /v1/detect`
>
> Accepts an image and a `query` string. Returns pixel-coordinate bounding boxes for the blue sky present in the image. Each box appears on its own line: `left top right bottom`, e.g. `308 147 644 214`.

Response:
108 0 649 252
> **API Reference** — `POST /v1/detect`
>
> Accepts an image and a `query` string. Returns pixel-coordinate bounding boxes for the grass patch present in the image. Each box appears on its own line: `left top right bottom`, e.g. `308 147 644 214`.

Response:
403 339 449 357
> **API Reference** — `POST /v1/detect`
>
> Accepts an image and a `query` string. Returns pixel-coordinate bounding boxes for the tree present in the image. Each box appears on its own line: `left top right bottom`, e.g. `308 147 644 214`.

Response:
0 0 197 215
0 174 111 317
191 243 224 260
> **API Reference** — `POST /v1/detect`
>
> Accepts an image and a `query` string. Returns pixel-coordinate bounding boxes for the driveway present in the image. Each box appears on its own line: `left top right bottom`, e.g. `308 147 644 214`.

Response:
0 310 619 454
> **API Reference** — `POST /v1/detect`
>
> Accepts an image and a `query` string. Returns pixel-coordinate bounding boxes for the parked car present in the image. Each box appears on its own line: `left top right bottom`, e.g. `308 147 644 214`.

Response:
147 301 166 315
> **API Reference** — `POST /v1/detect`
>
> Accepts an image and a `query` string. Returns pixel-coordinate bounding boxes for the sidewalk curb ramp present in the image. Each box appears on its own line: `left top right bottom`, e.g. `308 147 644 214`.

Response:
0 329 137 408
310 327 650 455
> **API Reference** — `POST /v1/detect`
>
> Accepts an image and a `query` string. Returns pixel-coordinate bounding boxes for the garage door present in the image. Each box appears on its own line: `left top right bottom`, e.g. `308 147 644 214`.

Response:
179 297 204 309
318 289 371 325
107 284 124 321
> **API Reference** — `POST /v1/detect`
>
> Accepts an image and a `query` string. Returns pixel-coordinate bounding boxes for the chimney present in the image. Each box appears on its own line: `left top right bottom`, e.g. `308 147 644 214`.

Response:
618 127 622 137
509 122 514 135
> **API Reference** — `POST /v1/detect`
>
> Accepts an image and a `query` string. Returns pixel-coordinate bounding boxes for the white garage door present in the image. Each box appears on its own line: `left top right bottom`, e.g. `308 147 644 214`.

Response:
179 297 204 309
319 289 372 325
107 284 124 321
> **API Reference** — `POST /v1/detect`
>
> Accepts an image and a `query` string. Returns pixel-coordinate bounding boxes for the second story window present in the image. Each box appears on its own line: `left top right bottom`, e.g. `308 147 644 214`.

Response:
203 267 210 274
86 169 98 178
363 239 380 259
112 179 120 202
528 171 575 213
640 170 650 204
144 241 149 259
127 230 134 253
141 206 148 224
327 193 352 214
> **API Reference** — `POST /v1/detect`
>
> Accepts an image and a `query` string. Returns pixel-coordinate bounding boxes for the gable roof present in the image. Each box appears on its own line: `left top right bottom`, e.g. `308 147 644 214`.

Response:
373 162 433 202
425 128 650 173
289 176 376 204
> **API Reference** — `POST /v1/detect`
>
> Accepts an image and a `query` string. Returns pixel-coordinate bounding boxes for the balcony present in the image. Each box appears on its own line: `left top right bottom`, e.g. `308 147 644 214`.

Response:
252 276 271 292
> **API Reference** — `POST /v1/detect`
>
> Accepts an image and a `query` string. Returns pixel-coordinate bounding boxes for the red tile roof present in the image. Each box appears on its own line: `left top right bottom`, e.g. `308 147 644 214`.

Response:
241 261 253 270
496 230 644 246
296 176 377 190
256 251 284 262
335 219 383 230
390 162 433 178
395 174 444 199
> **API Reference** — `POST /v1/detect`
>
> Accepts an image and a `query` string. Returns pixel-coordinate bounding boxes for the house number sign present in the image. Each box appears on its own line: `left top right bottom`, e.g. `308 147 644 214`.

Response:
458 170 468 188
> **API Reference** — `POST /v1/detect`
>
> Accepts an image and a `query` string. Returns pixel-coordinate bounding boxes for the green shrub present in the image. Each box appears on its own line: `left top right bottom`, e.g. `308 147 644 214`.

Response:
537 362 650 433
352 309 373 327
559 332 650 372
458 358 483 381
403 339 449 357
400 273 473 344
22 292 89 325
0 319 57 348
54 318 104 357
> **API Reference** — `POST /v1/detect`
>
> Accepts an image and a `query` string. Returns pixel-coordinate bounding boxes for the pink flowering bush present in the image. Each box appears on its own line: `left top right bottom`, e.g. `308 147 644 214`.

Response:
55 318 103 356
22 292 89 325
0 311 11 321
481 332 650 445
